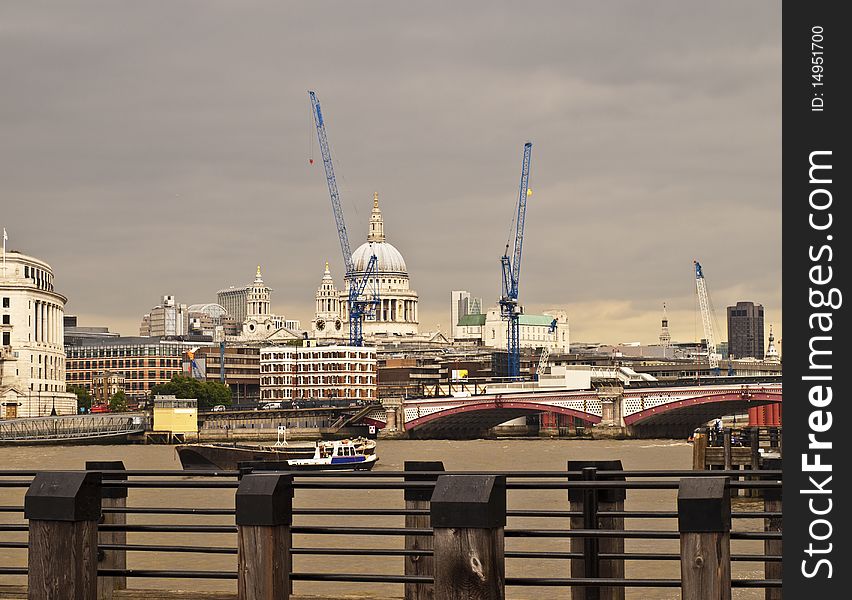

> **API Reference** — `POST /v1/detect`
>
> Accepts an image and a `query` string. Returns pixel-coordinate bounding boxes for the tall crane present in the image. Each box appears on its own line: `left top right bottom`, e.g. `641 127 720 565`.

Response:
693 260 720 369
499 142 533 379
309 91 379 346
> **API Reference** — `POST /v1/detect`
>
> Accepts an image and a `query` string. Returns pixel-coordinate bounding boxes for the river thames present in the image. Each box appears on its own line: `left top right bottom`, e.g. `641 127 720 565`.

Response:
0 438 766 599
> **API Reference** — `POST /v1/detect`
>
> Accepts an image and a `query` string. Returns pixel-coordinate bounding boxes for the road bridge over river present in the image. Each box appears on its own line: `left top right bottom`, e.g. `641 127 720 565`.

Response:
369 381 782 438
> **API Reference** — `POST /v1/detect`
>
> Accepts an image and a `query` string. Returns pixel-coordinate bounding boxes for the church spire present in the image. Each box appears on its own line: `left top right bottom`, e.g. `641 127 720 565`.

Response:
659 302 671 347
255 265 263 284
765 324 780 362
367 192 385 243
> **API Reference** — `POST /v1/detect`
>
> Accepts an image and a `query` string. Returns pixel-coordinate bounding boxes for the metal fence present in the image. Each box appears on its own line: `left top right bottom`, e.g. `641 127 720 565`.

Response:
0 463 782 599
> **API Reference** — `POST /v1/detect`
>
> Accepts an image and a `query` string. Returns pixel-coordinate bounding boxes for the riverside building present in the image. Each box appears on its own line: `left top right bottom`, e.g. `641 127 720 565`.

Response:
259 345 377 404
0 249 76 417
65 336 214 402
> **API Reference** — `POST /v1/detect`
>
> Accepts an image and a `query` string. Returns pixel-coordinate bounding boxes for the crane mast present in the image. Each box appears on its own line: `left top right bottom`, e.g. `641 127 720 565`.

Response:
499 142 533 379
308 91 379 346
694 260 719 369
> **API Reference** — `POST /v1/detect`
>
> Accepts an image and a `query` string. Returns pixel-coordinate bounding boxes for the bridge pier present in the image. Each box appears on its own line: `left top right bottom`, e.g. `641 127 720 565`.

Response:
592 386 630 439
380 397 403 431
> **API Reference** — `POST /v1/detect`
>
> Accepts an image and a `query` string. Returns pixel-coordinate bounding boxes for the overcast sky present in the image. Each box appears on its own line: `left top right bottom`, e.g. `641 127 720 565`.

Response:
1 1 781 345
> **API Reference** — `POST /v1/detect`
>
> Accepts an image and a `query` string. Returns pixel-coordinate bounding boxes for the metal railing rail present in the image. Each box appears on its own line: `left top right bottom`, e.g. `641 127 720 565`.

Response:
0 465 783 597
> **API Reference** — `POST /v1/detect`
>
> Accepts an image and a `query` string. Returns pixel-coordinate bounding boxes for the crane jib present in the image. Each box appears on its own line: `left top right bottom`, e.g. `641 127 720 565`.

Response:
309 90 381 348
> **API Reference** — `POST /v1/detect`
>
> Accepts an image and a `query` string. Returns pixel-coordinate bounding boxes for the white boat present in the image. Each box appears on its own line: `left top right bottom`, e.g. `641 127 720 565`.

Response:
286 439 379 471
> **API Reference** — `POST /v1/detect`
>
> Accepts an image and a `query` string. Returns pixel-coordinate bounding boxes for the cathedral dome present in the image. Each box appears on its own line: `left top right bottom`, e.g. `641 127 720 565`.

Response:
316 192 419 338
347 192 408 276
351 241 407 275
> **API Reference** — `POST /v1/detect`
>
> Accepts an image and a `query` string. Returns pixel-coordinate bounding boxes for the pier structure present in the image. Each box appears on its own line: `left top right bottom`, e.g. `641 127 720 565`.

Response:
0 413 147 444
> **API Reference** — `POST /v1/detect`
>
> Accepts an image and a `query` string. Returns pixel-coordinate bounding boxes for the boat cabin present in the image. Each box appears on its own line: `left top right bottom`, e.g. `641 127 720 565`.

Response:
317 440 361 460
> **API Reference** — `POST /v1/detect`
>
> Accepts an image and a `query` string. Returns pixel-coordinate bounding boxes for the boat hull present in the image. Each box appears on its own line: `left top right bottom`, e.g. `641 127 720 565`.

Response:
286 456 379 472
176 439 377 471
176 443 316 470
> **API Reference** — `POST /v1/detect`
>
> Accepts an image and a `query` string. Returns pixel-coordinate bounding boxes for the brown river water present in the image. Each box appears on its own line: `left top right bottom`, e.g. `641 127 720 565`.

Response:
0 439 766 599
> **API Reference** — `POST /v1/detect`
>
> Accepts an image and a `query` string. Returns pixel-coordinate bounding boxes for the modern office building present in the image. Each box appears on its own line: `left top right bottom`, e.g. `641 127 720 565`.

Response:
139 295 188 337
451 290 483 340
1 249 77 417
726 301 765 359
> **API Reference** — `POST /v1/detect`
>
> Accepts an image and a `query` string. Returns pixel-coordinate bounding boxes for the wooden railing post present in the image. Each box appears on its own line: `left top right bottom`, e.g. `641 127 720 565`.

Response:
692 429 708 471
404 460 444 600
677 477 731 600
235 473 293 600
568 460 626 600
761 458 782 600
430 475 506 600
749 428 761 498
25 471 102 600
86 460 127 600
722 428 733 472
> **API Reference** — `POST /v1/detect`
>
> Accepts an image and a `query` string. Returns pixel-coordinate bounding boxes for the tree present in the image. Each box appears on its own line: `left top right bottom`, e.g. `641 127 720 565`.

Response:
68 385 92 411
109 390 129 412
150 375 232 410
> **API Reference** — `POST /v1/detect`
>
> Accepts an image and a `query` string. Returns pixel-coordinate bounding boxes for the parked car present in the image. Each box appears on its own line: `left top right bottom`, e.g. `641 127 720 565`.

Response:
212 405 226 412
261 402 283 410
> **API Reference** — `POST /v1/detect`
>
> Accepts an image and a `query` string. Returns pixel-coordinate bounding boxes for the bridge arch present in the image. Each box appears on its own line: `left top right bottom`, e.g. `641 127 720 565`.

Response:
624 389 781 436
405 399 600 437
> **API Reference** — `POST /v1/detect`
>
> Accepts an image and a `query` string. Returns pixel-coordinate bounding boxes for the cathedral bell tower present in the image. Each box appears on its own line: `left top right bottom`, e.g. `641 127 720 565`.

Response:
659 302 671 347
313 262 343 338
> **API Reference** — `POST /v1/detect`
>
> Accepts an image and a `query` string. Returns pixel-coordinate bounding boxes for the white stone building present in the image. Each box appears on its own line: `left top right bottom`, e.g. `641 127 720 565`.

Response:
454 306 570 353
312 193 419 340
260 345 377 403
313 262 345 339
1 250 77 417
259 346 298 401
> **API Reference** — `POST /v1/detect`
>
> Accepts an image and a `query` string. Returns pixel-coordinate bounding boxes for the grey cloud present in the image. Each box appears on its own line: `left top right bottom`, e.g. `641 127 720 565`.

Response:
1 1 780 342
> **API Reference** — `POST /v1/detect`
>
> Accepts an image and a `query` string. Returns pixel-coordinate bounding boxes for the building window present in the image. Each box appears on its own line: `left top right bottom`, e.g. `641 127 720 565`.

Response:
1 314 9 325
2 298 9 308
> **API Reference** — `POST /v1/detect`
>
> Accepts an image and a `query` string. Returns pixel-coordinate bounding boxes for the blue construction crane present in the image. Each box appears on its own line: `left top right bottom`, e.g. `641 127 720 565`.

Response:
499 142 533 379
309 91 379 346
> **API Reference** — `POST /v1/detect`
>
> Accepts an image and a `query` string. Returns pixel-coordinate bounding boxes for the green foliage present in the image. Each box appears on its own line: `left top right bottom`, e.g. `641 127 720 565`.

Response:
150 375 232 409
68 385 92 410
109 390 129 412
